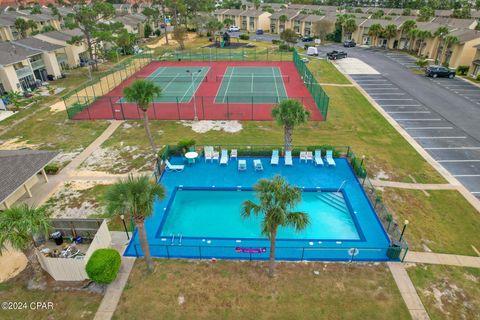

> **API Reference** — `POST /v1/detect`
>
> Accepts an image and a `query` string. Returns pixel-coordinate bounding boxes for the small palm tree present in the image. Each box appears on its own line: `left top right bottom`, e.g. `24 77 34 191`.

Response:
123 80 161 155
368 23 383 46
407 28 418 51
416 30 432 55
342 18 357 40
434 26 449 61
271 99 310 151
400 20 416 49
0 205 50 286
441 35 459 65
242 176 309 277
383 24 398 47
105 175 165 272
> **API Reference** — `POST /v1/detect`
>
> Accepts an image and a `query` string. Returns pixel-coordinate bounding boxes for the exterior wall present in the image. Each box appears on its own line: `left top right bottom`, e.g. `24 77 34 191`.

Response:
468 49 480 76
0 26 13 41
257 13 271 31
36 220 112 281
2 174 39 208
42 51 62 77
449 39 480 68
35 34 88 68
0 65 20 92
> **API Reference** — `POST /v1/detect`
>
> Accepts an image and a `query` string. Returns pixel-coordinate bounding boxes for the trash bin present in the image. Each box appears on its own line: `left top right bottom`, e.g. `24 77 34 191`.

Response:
51 231 63 246
386 240 402 260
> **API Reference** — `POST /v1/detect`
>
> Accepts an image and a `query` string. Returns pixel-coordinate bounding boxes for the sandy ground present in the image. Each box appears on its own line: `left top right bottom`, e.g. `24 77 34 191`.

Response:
147 32 197 49
0 244 27 283
49 100 67 113
0 137 37 150
180 120 243 133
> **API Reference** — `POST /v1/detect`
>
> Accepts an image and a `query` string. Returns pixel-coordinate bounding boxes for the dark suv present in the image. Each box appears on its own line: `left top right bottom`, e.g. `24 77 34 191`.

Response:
425 66 455 78
326 50 347 60
343 39 356 47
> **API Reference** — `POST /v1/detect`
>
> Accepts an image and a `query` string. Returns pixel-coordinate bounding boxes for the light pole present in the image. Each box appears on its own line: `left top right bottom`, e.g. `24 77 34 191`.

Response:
399 220 409 242
120 214 130 240
360 155 365 167
186 69 202 121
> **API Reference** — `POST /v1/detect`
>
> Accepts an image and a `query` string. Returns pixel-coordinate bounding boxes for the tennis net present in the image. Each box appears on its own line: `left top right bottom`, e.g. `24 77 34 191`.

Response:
147 75 209 83
215 75 290 83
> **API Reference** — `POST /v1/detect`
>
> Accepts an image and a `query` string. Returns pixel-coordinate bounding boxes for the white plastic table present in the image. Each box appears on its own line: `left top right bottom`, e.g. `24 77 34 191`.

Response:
185 151 198 163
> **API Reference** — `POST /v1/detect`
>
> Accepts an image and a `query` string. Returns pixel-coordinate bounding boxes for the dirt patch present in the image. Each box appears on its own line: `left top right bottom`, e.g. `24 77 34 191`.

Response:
49 100 66 113
0 137 37 150
0 244 27 283
147 32 197 48
180 120 243 133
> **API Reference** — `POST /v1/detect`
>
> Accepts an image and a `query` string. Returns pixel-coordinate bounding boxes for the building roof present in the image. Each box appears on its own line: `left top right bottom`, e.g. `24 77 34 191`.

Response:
361 18 402 28
224 9 246 16
239 9 266 17
37 28 83 42
0 149 58 204
0 41 42 65
302 15 325 23
434 9 453 17
431 17 477 29
450 28 480 44
12 37 64 51
270 9 300 20
414 21 447 33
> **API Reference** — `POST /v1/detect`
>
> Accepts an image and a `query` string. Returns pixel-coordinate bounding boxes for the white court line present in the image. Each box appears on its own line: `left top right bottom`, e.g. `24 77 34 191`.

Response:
437 160 480 163
454 175 480 177
396 118 442 121
221 67 235 103
413 136 467 139
425 147 480 150
388 111 431 114
251 73 254 92
405 127 453 129
272 67 280 100
178 70 204 103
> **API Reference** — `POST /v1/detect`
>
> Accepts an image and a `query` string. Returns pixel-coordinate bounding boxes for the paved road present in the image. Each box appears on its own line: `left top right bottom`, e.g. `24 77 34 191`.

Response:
317 44 480 199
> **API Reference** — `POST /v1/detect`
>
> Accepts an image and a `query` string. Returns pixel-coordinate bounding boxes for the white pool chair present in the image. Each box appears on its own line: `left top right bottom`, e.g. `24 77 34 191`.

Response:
220 149 229 165
238 159 247 171
285 150 293 166
271 149 279 165
165 160 184 172
326 150 336 166
254 159 263 171
314 150 324 166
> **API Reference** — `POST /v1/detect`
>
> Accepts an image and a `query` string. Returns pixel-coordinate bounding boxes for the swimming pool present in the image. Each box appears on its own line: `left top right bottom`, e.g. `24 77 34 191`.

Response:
124 156 393 261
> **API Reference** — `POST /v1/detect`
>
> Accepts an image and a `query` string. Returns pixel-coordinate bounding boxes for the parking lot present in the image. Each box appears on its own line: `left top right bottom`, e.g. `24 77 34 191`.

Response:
324 45 480 199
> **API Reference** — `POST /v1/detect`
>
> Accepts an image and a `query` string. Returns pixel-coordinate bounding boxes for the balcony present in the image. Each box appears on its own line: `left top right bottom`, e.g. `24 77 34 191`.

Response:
30 59 45 70
56 53 67 64
15 66 33 78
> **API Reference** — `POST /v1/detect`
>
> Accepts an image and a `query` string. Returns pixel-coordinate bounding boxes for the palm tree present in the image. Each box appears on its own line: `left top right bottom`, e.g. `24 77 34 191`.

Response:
271 99 310 151
223 18 234 28
0 205 50 287
441 35 459 65
14 18 29 38
123 80 161 155
342 18 357 40
241 176 309 277
278 14 288 32
105 175 165 272
434 26 449 62
407 28 418 51
383 24 398 47
416 30 432 56
400 20 416 49
368 23 383 47
206 19 223 37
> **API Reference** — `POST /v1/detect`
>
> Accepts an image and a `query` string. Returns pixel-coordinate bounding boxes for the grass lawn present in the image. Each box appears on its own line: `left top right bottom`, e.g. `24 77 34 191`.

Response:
307 59 351 84
114 260 409 320
407 264 480 320
0 278 101 320
381 188 480 255
97 85 444 183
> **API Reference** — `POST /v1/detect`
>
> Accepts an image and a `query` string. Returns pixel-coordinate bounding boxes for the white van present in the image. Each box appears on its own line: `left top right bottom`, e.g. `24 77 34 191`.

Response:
306 47 318 56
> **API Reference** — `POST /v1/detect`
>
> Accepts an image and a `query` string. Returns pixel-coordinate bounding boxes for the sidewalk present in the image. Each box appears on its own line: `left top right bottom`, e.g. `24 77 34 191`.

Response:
370 179 457 190
404 251 480 268
388 263 430 320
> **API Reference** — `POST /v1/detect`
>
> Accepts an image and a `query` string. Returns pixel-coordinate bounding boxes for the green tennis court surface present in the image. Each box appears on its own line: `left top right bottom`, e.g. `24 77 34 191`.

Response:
215 67 288 104
119 66 209 103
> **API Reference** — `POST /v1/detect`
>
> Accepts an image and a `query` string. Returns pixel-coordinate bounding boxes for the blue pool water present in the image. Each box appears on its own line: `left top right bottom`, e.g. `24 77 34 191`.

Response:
161 190 360 240
124 157 393 261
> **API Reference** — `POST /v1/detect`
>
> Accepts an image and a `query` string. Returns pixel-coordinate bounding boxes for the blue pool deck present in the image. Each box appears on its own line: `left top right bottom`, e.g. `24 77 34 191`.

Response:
124 156 393 261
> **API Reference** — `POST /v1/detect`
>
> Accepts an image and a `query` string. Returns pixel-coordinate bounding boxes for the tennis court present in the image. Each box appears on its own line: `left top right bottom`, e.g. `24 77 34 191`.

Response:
120 66 210 103
215 67 288 104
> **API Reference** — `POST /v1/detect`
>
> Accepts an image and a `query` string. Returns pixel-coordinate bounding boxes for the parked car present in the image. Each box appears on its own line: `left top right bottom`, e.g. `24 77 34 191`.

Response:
306 47 318 56
301 35 314 42
228 26 240 32
255 29 264 35
425 65 455 78
343 39 356 47
326 50 347 60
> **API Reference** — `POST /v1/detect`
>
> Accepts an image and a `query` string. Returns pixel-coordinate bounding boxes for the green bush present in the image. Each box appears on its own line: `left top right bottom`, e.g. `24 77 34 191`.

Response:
239 34 249 40
177 138 196 152
86 249 121 284
44 163 60 175
456 65 469 75
416 59 428 68
272 39 283 45
351 156 367 178
278 44 291 52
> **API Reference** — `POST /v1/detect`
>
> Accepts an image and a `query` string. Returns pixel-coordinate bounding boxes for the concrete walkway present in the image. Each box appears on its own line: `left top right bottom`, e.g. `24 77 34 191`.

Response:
388 263 430 320
318 83 355 87
21 120 123 207
404 251 480 268
370 179 457 190
94 231 135 320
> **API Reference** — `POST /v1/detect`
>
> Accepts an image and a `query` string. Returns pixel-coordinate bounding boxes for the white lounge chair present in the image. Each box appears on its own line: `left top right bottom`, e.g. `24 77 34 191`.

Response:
254 159 263 171
314 150 324 166
285 150 293 166
271 149 279 165
204 146 214 162
165 160 184 172
205 152 213 162
220 149 229 165
230 149 237 160
326 150 336 166
238 159 247 171
212 151 220 162
306 151 313 163
299 151 307 163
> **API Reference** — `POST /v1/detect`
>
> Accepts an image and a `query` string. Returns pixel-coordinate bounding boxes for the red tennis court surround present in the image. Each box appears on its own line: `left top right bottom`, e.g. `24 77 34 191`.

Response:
72 61 323 121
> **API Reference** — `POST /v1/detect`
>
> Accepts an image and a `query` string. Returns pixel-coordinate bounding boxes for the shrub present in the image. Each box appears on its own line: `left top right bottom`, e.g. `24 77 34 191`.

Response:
271 39 283 45
86 249 121 284
278 44 291 51
456 65 469 75
44 163 60 175
477 74 480 81
239 34 249 40
416 59 428 68
177 138 196 152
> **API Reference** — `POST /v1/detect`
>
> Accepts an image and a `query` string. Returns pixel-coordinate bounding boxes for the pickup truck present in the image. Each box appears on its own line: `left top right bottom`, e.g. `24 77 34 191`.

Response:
326 50 347 60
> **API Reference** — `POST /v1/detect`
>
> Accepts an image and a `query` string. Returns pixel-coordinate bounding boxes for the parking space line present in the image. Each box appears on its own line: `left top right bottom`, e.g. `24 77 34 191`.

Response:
370 93 406 95
404 127 453 129
388 111 431 114
381 104 422 107
437 160 480 163
395 119 442 121
413 136 467 139
454 175 480 177
375 98 413 100
425 147 480 150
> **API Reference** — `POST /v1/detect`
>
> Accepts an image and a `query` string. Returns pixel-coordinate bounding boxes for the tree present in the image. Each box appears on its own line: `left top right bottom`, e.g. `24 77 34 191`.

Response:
144 23 153 38
402 8 412 16
416 30 432 55
253 0 261 9
153 0 169 45
31 4 42 14
400 20 417 39
407 28 418 51
14 19 37 38
206 19 223 37
371 9 385 19
313 19 335 41
123 80 161 155
172 26 188 49
418 6 434 22
106 175 165 272
368 23 383 47
271 99 310 151
280 29 298 47
342 18 357 40
223 18 234 27
61 0 115 71
278 14 288 32
441 35 459 65
242 176 309 277
0 205 50 288
383 24 398 47
434 26 449 61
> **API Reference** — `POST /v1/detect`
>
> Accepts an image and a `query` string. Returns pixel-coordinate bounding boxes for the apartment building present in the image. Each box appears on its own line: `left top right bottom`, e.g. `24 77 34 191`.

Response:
239 10 271 32
269 9 300 34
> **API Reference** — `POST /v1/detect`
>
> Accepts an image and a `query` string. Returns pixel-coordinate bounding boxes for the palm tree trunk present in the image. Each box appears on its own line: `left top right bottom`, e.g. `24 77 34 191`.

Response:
284 126 293 151
142 108 157 155
137 221 154 272
268 229 277 277
25 244 46 288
